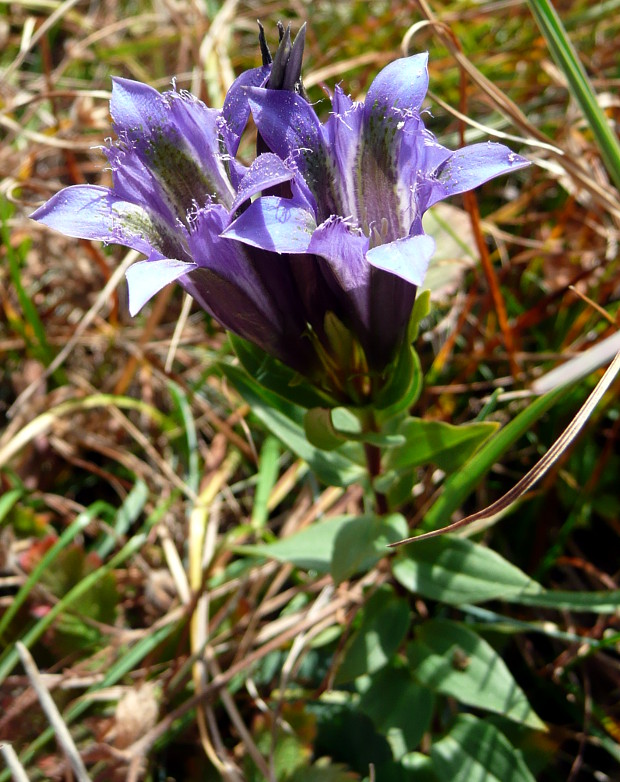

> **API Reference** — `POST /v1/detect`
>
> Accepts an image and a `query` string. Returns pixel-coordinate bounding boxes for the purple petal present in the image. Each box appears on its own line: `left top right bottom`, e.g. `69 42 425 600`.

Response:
307 216 372 333
364 53 429 117
247 87 322 162
32 184 185 260
222 65 270 154
230 154 296 213
425 142 530 209
125 258 197 315
110 78 234 217
106 144 178 228
165 89 235 207
182 204 314 368
110 77 168 136
223 196 316 254
308 216 369 295
366 233 436 286
32 185 119 240
247 88 339 218
324 87 364 222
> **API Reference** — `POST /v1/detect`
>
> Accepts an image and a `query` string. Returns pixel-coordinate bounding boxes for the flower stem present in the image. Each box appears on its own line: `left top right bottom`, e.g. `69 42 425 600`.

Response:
360 408 388 515
363 441 388 515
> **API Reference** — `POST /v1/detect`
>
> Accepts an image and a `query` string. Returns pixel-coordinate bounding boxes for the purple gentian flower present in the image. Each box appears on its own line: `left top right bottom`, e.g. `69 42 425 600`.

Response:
224 53 529 369
31 56 323 373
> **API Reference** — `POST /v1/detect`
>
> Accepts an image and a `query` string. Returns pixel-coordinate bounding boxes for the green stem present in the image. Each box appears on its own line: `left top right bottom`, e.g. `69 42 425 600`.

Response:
361 409 388 515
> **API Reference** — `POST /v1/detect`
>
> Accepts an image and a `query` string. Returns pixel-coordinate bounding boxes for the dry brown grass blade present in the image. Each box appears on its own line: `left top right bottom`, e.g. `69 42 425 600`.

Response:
0 744 30 782
122 569 382 778
409 0 620 222
6 249 140 421
390 348 620 546
16 642 92 782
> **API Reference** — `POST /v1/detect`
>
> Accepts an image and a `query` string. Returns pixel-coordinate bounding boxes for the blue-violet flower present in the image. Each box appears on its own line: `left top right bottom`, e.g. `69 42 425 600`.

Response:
224 53 529 370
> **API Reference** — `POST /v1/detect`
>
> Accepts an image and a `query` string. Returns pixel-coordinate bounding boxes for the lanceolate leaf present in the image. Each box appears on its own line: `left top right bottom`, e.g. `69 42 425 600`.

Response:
336 586 410 683
392 535 543 605
408 619 545 730
384 417 499 473
234 513 404 579
221 362 365 487
430 715 536 782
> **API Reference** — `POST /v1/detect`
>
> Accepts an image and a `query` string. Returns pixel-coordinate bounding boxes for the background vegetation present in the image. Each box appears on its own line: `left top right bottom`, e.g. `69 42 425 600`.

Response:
1 0 619 780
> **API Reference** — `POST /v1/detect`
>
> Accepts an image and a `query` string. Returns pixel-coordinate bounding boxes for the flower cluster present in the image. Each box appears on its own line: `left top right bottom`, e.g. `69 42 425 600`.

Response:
33 25 528 403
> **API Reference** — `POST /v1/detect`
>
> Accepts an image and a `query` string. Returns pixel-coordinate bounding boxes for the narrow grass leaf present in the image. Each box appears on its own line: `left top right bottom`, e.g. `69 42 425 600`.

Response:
1 197 58 372
392 350 620 544
526 0 620 191
95 480 149 558
0 488 22 525
508 589 620 613
251 435 280 529
167 380 200 495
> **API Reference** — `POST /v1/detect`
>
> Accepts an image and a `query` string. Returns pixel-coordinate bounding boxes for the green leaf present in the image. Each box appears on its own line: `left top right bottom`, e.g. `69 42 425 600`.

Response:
304 407 405 451
331 514 408 584
358 666 434 759
401 752 439 782
392 535 543 605
230 333 339 409
235 515 358 572
222 363 366 487
526 0 620 191
289 762 360 781
304 407 345 451
375 343 423 420
0 488 22 526
408 620 545 730
336 586 410 683
95 479 149 558
509 589 620 613
251 435 281 529
421 382 574 532
1 197 59 374
384 418 499 474
235 513 403 579
430 715 536 782
331 407 406 447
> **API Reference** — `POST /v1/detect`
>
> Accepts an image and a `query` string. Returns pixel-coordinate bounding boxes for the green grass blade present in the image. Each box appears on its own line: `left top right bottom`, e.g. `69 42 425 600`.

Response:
0 514 158 683
422 383 572 531
0 197 60 373
0 488 22 525
0 506 100 641
526 0 620 191
0 617 181 782
94 480 149 558
251 435 280 530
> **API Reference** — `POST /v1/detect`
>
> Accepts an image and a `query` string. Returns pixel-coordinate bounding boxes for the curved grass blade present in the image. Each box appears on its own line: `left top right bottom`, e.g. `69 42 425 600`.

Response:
391 350 620 545
526 0 620 191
